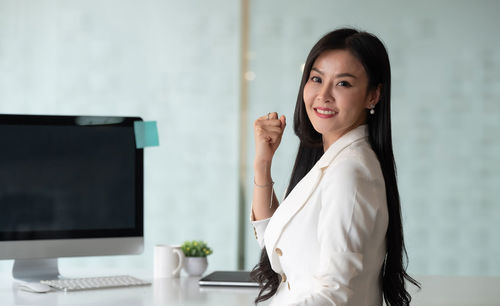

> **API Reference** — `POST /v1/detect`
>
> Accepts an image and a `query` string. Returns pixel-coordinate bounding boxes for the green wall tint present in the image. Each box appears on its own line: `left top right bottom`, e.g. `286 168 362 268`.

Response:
0 0 241 273
0 0 499 277
243 0 500 276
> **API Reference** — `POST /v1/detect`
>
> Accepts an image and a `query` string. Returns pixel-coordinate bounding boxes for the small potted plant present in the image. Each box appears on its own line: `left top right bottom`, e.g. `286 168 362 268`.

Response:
180 240 213 276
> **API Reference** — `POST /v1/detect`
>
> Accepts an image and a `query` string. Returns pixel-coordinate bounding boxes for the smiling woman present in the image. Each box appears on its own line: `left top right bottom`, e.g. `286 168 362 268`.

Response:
249 28 420 306
303 49 381 150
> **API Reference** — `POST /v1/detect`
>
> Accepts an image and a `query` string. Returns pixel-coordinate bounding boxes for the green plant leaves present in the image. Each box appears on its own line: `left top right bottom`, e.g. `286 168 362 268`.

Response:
181 240 213 257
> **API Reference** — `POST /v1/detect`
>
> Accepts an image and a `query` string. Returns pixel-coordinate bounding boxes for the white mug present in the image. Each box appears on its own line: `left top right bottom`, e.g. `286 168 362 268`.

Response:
154 244 185 278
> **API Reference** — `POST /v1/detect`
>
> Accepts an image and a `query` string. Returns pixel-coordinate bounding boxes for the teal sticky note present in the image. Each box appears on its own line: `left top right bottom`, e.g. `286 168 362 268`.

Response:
134 121 159 148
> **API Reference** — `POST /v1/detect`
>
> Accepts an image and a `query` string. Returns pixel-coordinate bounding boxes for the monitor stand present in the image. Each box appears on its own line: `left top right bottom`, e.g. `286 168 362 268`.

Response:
12 258 60 282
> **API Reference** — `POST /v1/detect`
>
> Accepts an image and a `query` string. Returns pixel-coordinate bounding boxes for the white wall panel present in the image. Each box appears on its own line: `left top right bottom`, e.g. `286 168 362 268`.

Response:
0 0 240 274
244 0 500 276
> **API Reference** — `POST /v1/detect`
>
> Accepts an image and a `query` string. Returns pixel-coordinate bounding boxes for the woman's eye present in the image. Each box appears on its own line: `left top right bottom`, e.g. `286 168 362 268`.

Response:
310 76 321 83
337 81 351 87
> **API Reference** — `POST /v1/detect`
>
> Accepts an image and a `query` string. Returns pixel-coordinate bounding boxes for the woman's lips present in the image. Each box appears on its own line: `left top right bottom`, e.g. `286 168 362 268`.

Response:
314 107 337 119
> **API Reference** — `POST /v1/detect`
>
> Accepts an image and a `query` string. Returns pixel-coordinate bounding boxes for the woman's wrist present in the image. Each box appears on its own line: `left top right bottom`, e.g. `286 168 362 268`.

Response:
253 158 272 170
253 178 274 188
253 159 272 185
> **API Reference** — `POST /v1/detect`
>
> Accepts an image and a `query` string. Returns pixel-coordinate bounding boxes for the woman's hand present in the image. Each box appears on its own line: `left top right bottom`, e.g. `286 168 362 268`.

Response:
251 112 285 220
253 112 286 166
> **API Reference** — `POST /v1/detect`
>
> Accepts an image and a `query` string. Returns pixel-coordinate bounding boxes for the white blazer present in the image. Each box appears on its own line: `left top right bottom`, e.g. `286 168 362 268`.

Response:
251 125 388 306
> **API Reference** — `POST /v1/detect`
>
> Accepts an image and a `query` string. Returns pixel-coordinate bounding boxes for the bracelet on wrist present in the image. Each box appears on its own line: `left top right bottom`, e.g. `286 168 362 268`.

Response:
253 178 274 188
253 178 275 208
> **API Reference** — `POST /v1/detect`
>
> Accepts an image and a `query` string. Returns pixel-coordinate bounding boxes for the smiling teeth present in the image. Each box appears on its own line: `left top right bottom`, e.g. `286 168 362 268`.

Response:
316 109 336 115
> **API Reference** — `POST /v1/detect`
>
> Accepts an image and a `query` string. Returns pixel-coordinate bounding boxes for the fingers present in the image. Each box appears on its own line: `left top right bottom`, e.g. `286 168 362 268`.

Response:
254 113 286 144
254 124 283 146
257 119 282 129
258 112 278 120
256 112 285 126
255 124 282 135
253 113 286 162
257 113 280 126
280 115 286 129
261 132 281 145
255 126 283 137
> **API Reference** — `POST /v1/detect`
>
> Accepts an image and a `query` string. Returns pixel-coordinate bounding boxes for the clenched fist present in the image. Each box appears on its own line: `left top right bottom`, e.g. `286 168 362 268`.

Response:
254 112 286 165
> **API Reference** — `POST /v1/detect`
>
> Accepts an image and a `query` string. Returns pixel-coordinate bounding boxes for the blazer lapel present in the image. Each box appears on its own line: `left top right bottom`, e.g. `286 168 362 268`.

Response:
263 125 369 271
264 165 323 270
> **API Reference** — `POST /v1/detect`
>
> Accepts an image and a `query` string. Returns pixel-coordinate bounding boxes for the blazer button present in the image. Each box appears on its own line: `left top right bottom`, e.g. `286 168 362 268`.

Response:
275 248 283 256
281 273 287 283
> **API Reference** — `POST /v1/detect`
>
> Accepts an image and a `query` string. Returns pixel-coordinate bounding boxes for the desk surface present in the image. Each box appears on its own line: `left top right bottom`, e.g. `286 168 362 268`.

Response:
0 270 499 306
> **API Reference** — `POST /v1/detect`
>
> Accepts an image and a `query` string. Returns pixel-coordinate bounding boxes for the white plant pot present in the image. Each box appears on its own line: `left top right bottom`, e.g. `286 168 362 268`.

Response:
184 257 208 276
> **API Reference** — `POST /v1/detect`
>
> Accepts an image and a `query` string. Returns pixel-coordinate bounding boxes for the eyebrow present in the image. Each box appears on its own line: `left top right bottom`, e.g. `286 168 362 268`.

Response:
311 67 357 79
335 72 357 79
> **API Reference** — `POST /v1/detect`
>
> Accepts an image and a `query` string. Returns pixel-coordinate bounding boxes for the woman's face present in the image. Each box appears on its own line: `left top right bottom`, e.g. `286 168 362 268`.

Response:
303 49 379 149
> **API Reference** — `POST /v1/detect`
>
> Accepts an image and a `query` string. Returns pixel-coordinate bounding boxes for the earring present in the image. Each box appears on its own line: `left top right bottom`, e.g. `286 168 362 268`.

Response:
369 105 375 115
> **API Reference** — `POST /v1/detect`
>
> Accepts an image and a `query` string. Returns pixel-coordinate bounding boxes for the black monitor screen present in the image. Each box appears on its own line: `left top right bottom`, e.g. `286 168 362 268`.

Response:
0 115 143 241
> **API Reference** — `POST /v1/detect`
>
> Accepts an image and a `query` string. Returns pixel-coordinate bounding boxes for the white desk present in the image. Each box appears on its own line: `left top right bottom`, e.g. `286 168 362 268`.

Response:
0 270 266 306
0 271 499 305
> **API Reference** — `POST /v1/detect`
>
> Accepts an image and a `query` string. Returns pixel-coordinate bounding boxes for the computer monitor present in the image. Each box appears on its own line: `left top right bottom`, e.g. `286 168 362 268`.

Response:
0 114 144 281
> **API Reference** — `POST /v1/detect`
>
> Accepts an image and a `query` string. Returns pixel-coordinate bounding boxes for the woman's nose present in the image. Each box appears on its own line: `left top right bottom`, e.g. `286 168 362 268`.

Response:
317 83 333 103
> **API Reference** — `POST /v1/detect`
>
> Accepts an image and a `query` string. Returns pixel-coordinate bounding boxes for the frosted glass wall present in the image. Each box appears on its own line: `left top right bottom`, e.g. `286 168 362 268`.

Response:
1 0 499 278
243 1 500 276
0 0 240 274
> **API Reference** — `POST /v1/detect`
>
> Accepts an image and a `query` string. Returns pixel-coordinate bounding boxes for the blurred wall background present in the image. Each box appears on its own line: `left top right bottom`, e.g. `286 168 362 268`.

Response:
0 0 499 277
243 0 500 276
0 0 241 273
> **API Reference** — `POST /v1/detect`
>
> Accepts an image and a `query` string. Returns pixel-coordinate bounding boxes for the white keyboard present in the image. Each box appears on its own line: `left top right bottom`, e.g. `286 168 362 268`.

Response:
41 275 151 292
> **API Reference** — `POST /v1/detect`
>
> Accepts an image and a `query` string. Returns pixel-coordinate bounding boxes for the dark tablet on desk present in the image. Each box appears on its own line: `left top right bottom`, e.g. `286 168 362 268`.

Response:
198 271 259 287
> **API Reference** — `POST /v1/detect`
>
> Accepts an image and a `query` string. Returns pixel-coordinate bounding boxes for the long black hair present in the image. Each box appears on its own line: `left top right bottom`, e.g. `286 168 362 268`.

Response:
250 28 420 305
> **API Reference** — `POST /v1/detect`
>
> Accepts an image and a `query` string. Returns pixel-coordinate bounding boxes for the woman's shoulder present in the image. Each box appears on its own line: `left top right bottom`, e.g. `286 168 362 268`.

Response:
324 138 382 181
319 139 386 208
